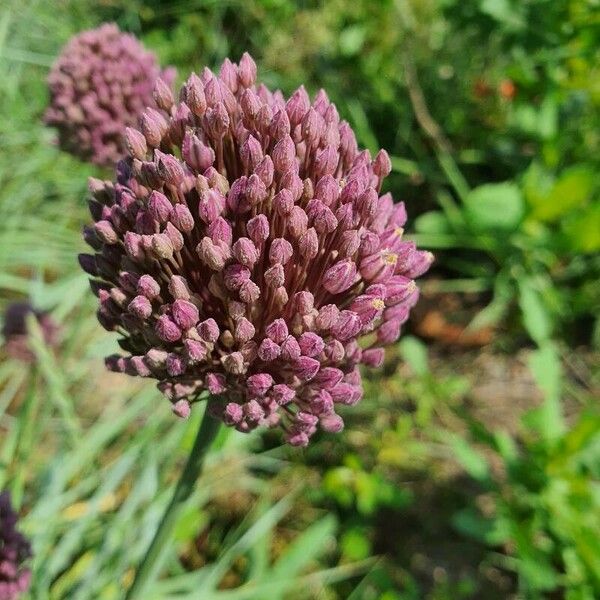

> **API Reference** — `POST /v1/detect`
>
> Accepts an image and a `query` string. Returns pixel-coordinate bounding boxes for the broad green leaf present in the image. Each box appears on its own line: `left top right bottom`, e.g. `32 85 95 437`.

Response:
464 182 524 231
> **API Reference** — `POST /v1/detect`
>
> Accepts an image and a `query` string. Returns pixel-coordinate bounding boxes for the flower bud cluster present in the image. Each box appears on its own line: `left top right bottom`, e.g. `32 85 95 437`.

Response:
0 492 31 600
80 53 432 445
45 23 175 166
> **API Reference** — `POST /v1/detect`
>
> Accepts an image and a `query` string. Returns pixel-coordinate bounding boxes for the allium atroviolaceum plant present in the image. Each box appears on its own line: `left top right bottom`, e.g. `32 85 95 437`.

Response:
45 23 175 166
79 53 432 446
0 492 32 600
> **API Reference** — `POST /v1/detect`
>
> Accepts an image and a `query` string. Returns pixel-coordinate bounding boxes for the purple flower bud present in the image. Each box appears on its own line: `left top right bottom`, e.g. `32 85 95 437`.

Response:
294 291 314 315
125 127 148 161
286 86 310 127
298 228 319 259
271 384 295 405
293 356 320 381
362 348 385 368
258 338 281 361
166 352 186 376
269 238 293 265
323 259 357 294
168 275 191 300
298 332 324 357
232 237 259 268
332 310 362 341
377 318 402 344
94 220 118 245
265 319 288 344
350 294 385 326
141 108 168 147
156 315 182 342
239 279 260 303
272 136 296 173
153 77 174 112
182 131 215 171
273 189 294 216
316 304 340 331
286 431 309 447
206 372 227 394
223 402 243 424
185 73 207 116
151 233 174 259
246 214 269 245
247 373 274 396
287 206 308 239
184 339 207 363
171 203 195 232
320 413 344 432
222 351 245 374
238 52 257 88
280 335 301 361
172 399 191 419
172 299 200 330
128 295 152 319
147 191 173 223
373 149 392 178
137 274 161 299
264 264 285 288
235 317 256 342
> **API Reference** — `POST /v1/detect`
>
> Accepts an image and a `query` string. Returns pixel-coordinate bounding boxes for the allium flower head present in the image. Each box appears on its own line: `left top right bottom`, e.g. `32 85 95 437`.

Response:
79 53 432 445
0 492 32 600
45 23 175 166
2 302 59 363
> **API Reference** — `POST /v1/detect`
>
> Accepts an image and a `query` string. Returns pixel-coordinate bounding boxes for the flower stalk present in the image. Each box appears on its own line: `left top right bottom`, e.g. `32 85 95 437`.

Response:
125 409 220 600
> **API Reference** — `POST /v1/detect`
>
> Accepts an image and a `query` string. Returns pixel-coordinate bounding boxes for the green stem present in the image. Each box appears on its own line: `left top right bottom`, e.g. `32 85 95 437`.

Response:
125 409 221 600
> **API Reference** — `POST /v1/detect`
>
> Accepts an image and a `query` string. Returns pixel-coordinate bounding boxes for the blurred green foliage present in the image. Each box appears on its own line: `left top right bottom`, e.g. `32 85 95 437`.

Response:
1 0 599 598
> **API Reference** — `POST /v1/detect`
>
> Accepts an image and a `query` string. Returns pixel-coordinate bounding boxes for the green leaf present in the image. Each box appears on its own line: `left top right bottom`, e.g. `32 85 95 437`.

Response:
464 182 524 231
399 336 429 376
526 342 565 440
531 166 595 222
448 435 489 481
414 211 451 235
517 280 552 344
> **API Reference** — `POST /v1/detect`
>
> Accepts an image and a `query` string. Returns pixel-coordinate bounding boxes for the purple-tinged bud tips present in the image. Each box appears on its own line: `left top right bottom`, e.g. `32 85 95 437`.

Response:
232 237 259 268
198 318 219 343
322 259 357 294
153 78 174 111
235 317 256 343
238 52 257 88
172 399 191 419
128 295 152 319
182 131 215 172
246 214 269 244
269 238 293 265
172 299 199 330
185 73 207 116
298 332 325 357
156 152 185 186
224 402 243 424
247 373 274 396
258 338 281 361
140 108 168 147
137 275 161 299
125 127 148 160
294 356 320 381
148 191 173 223
155 315 182 342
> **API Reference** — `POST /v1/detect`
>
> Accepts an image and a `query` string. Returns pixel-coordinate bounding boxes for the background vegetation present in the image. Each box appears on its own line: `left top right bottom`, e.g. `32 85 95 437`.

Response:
0 0 598 598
